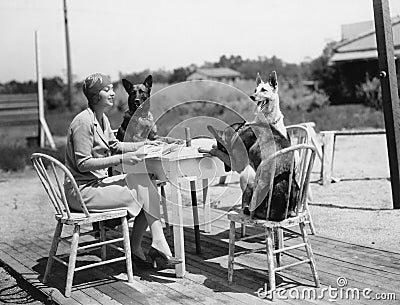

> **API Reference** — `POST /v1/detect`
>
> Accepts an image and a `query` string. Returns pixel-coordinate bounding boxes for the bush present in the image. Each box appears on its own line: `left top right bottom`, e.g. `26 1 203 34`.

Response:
0 144 31 172
280 85 330 112
355 77 382 110
0 143 65 172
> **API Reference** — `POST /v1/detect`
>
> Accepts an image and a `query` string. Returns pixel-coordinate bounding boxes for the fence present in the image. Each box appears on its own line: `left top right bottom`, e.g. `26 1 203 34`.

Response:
320 129 386 185
0 93 40 144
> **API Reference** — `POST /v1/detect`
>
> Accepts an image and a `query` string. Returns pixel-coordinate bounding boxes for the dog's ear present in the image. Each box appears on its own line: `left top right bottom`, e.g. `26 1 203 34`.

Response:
256 72 263 86
122 79 133 93
207 125 225 143
143 75 153 91
269 71 278 90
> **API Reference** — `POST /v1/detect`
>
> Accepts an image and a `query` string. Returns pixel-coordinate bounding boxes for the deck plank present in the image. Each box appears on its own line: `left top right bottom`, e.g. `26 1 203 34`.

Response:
22 234 179 305
1 206 399 305
192 217 400 293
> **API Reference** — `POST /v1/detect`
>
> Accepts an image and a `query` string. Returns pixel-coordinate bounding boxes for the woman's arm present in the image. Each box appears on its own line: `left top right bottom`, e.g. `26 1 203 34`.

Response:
70 118 123 172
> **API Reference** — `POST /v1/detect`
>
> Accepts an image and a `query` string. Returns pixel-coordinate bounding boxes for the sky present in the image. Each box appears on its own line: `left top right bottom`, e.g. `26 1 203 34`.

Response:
1 0 400 83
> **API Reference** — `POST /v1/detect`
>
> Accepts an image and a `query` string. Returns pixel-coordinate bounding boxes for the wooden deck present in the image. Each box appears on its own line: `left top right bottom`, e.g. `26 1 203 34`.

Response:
0 207 399 305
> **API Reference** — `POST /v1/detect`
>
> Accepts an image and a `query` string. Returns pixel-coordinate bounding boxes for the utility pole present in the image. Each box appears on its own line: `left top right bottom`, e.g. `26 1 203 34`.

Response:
373 0 400 209
63 0 72 109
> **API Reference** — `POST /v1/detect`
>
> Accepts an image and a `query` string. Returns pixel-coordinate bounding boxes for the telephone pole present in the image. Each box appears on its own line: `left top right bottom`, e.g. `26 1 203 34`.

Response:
63 0 72 109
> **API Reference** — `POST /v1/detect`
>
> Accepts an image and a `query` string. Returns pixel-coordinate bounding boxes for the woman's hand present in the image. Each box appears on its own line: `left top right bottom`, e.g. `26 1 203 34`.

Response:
163 137 185 144
145 140 164 146
121 152 147 165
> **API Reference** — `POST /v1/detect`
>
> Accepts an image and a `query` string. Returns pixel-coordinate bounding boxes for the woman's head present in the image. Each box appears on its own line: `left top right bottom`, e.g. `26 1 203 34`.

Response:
83 73 114 107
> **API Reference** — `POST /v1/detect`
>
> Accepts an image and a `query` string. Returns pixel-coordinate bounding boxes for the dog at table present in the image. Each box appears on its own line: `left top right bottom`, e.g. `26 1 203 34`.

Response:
206 122 298 221
116 75 182 144
250 71 287 138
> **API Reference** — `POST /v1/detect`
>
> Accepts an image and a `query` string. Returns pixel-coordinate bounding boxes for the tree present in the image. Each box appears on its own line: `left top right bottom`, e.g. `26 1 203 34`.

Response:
308 41 349 104
168 67 191 83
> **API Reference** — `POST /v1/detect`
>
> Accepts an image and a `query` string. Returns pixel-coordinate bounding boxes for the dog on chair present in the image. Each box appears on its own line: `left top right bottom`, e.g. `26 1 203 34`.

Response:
116 75 182 144
250 71 287 138
207 122 298 221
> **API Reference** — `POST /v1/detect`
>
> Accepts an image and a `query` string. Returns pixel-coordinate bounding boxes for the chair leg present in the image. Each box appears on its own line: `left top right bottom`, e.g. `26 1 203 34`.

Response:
99 221 107 261
299 222 320 288
304 199 317 235
160 185 170 236
43 221 63 283
240 224 246 238
274 228 283 267
121 216 134 283
65 225 80 297
265 227 276 297
240 199 246 238
227 220 236 284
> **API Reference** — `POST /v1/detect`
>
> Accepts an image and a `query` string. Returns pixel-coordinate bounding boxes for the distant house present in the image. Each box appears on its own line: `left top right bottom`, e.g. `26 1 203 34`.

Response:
331 16 400 64
329 16 400 102
187 67 241 83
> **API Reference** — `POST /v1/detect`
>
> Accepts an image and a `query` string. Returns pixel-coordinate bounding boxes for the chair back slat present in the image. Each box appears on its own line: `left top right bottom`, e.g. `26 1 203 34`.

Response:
287 125 309 146
264 144 316 220
287 124 310 190
50 162 72 218
32 160 63 215
284 151 296 218
33 155 70 218
31 153 90 219
299 149 316 212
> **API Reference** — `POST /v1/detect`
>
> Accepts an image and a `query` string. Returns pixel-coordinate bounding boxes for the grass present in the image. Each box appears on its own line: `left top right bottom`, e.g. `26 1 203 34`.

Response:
0 80 386 172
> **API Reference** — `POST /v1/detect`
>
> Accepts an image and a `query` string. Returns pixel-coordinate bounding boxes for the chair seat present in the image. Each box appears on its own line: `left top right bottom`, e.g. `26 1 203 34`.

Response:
227 211 307 228
56 209 128 225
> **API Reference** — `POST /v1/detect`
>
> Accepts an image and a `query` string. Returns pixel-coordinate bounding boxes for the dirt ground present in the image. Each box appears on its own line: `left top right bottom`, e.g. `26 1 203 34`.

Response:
0 133 399 255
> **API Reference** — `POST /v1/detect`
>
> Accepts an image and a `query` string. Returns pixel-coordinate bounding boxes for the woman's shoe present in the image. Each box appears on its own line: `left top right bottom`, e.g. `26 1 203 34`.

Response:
131 253 153 269
148 247 182 269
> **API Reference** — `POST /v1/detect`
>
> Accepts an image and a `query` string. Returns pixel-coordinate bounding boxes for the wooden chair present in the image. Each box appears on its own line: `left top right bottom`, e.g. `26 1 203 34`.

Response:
227 144 320 299
31 153 133 297
286 124 316 234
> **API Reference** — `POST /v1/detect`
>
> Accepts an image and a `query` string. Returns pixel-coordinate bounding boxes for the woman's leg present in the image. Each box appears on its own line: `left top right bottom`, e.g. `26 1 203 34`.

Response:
144 211 173 257
140 179 173 257
129 209 148 260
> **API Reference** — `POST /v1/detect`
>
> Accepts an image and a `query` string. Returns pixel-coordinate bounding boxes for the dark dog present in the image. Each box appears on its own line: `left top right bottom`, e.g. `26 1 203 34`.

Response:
207 122 298 221
116 75 181 144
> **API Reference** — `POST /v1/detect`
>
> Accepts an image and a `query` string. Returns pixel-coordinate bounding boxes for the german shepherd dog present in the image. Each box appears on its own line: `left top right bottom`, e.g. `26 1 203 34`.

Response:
250 71 287 138
207 122 298 221
116 75 182 144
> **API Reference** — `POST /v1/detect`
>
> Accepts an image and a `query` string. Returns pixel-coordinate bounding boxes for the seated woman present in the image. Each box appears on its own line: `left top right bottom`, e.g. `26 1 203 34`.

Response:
64 72 180 268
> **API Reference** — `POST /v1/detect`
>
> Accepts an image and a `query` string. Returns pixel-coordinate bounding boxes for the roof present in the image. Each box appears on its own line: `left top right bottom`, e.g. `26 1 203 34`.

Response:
331 15 400 63
188 67 241 78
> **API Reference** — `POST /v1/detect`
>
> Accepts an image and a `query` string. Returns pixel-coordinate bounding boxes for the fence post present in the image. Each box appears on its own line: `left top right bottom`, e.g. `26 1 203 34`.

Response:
35 30 56 150
321 131 335 185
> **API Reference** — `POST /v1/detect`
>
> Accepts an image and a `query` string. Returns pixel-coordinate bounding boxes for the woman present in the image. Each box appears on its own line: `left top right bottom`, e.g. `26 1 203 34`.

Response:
64 72 180 268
